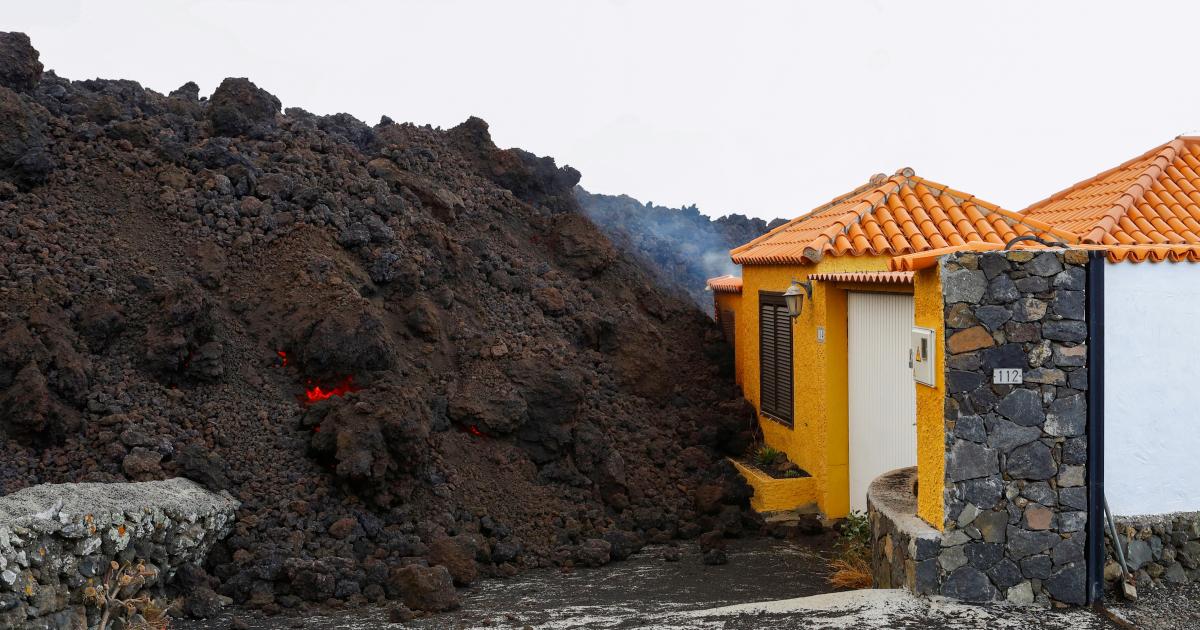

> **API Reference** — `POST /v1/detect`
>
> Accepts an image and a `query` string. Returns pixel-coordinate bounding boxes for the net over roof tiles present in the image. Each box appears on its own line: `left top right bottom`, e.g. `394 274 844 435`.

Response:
1022 136 1200 251
730 168 1068 265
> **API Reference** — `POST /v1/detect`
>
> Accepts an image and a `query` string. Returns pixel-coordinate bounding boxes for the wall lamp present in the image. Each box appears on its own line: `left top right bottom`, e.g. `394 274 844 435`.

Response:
782 279 812 318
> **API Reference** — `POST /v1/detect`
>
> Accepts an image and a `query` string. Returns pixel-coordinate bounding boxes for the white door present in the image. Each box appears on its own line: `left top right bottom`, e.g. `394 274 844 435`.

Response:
848 292 917 513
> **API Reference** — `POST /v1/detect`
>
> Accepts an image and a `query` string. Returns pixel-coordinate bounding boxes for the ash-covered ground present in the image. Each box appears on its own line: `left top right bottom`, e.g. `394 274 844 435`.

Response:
0 32 763 619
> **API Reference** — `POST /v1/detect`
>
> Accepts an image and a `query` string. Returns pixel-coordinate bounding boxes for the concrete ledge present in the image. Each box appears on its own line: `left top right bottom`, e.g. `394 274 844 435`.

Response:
0 478 239 628
868 467 942 594
729 458 818 513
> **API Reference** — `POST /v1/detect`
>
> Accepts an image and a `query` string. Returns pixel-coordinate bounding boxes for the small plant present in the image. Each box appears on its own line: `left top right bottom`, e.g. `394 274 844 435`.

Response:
753 444 784 468
840 510 871 551
783 469 802 478
828 510 873 589
84 560 172 630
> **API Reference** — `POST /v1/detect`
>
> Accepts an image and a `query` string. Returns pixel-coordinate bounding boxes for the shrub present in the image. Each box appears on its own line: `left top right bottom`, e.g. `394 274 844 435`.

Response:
828 510 872 589
84 560 173 630
753 444 784 468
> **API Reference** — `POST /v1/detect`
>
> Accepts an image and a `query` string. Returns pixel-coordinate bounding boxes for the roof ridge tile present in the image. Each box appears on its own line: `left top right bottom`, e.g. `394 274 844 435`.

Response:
1080 139 1185 243
731 171 1065 265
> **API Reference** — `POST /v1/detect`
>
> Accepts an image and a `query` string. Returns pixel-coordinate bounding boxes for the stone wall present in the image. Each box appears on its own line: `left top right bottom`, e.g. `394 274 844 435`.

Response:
868 467 941 594
937 250 1090 606
0 478 239 629
1105 512 1200 590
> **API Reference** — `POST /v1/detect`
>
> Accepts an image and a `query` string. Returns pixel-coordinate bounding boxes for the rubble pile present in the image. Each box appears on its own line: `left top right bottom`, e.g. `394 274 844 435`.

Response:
0 33 757 617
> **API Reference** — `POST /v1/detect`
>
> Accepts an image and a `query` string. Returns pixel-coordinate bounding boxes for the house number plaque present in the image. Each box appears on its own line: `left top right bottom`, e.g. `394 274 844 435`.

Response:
993 368 1023 385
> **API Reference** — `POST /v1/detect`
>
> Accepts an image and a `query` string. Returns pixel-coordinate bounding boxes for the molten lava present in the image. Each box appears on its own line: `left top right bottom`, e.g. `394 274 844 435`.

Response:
466 424 483 437
276 350 289 367
304 376 359 404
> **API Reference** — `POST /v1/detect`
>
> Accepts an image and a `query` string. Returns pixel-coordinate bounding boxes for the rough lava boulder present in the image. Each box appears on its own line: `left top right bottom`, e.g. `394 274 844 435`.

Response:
0 31 43 93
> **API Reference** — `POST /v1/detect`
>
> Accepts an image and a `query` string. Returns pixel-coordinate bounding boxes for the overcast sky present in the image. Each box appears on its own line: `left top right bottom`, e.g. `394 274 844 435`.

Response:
9 1 1200 220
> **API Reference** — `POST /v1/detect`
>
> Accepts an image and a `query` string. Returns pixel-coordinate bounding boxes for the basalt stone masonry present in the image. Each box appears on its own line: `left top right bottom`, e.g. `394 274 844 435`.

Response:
0 478 238 628
1104 512 1200 591
940 250 1090 606
868 467 941 594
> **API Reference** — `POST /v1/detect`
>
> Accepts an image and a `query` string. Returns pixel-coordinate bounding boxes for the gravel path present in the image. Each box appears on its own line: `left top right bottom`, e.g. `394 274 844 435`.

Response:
1106 582 1200 629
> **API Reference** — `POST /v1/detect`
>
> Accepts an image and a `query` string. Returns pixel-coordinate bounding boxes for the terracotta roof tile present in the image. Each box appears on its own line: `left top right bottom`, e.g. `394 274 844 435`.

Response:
807 271 915 284
1022 137 1200 247
888 243 1005 271
731 169 1069 265
705 275 743 294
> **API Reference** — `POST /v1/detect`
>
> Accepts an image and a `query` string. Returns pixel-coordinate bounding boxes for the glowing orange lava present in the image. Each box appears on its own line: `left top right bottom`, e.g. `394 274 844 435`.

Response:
465 424 483 437
276 350 289 367
304 376 360 404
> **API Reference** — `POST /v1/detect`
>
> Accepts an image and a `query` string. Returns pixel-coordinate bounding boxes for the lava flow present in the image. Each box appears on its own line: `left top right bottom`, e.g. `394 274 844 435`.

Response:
304 375 360 404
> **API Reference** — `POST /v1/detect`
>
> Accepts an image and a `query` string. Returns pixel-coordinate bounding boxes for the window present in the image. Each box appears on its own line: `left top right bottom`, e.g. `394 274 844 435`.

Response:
759 292 793 425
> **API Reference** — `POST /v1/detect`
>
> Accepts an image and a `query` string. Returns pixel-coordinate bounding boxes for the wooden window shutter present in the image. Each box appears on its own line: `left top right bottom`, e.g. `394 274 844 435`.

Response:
758 292 793 425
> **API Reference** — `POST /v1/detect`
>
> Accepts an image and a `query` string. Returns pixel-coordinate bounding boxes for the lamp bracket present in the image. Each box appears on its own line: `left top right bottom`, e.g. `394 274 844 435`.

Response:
790 278 813 299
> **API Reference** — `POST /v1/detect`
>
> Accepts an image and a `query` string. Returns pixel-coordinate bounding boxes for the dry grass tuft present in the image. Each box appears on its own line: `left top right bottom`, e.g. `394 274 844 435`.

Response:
828 556 873 589
827 510 873 590
131 597 175 630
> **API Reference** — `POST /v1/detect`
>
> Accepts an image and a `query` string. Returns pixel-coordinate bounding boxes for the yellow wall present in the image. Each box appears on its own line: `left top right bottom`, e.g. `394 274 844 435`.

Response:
713 292 744 386
913 266 945 529
735 256 891 518
728 256 945 526
729 458 819 513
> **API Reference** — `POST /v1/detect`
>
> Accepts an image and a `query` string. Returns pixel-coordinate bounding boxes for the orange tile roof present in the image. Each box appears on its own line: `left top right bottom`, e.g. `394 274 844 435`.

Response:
807 271 914 284
1104 244 1200 262
1022 137 1200 246
889 243 1006 271
731 169 1070 265
706 275 743 294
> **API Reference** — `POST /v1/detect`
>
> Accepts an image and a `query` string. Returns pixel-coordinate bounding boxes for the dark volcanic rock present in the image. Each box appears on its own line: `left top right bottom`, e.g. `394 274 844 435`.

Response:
428 535 480 586
183 586 225 619
1044 562 1086 605
122 446 164 479
0 34 754 618
0 32 42 92
208 77 281 138
996 388 1044 426
946 440 998 482
571 538 613 568
175 444 232 491
603 530 645 561
1007 441 1057 480
388 565 459 613
0 86 54 186
940 566 997 602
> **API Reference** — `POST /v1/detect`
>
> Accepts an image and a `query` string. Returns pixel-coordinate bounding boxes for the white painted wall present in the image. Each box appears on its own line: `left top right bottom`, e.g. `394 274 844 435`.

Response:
1105 261 1200 515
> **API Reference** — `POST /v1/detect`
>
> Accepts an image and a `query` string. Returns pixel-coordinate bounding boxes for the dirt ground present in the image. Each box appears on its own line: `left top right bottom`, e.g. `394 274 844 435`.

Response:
172 536 1138 630
1105 581 1200 629
174 536 837 629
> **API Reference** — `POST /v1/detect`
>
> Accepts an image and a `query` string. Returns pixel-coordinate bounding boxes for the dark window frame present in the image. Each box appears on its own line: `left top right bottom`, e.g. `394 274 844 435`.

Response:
758 291 794 426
